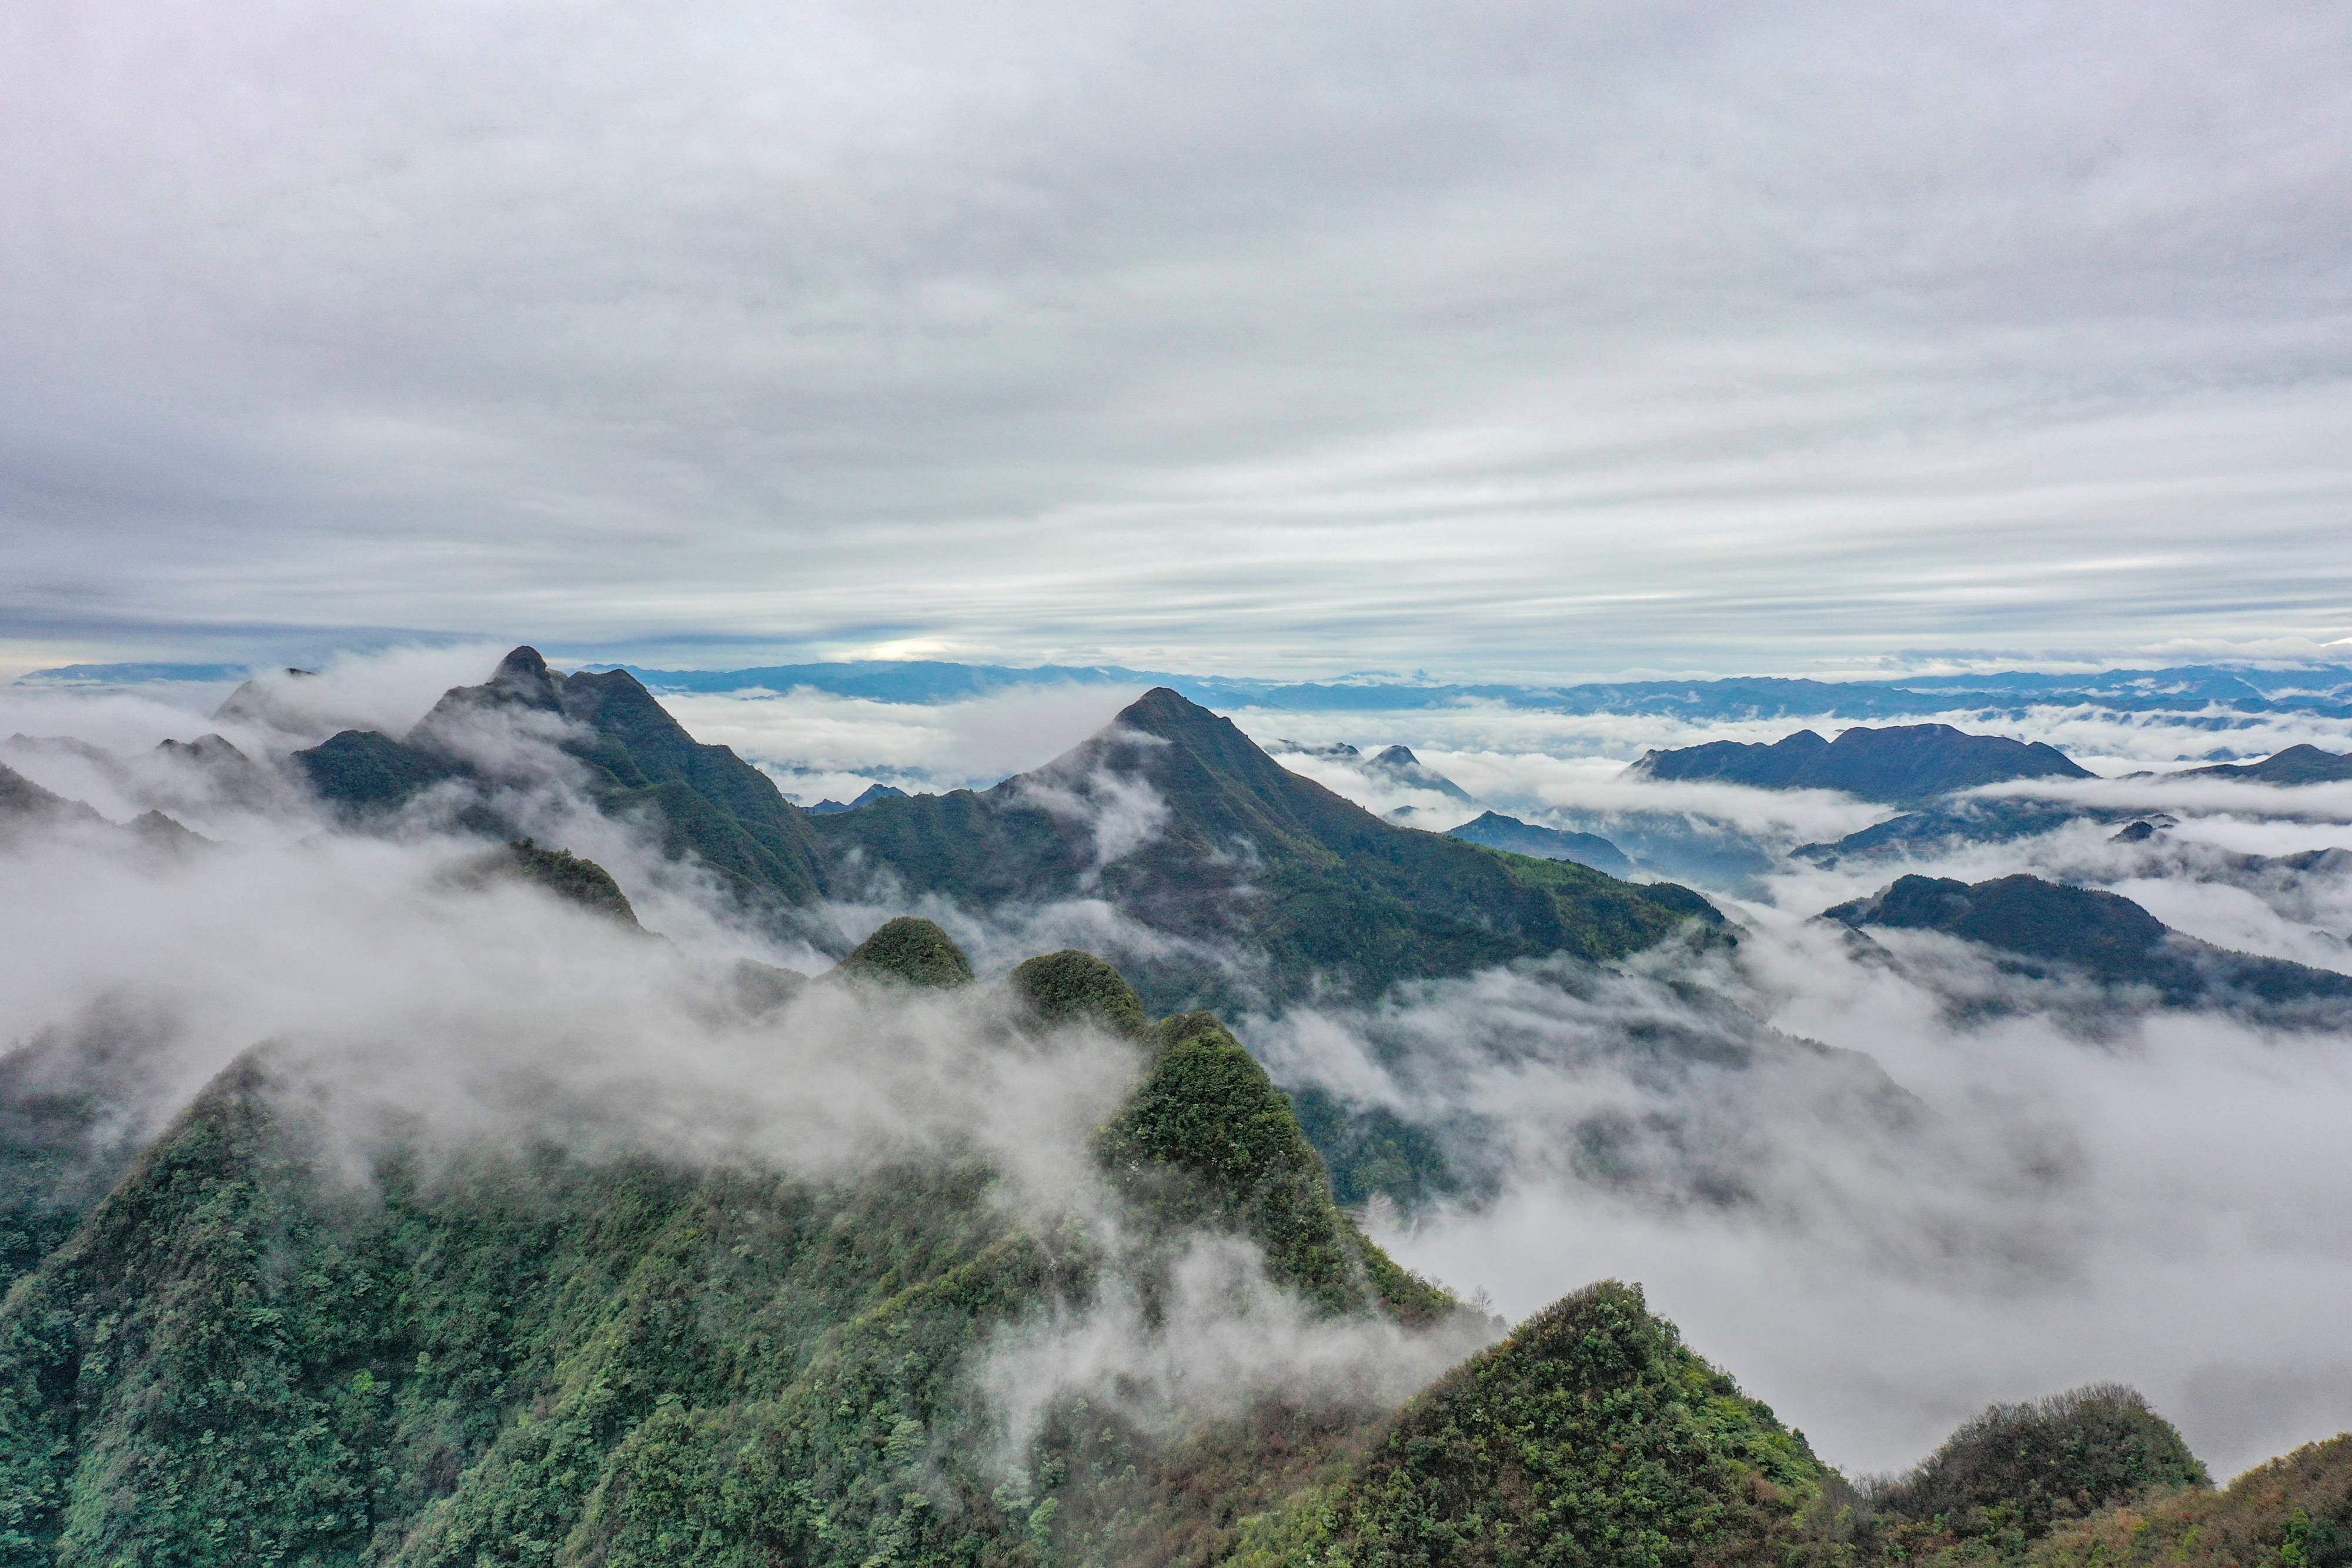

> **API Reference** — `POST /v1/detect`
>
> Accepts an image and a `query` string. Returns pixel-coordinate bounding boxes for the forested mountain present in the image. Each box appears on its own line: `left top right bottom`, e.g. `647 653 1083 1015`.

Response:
4 910 2324 1567
290 649 1719 1011
0 921 1838 1568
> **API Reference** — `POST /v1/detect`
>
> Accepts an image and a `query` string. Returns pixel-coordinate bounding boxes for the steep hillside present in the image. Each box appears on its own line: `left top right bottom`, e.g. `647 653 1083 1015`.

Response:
801 687 1718 1008
1234 1281 1829 1566
2027 1433 2351 1568
1825 872 2352 1016
0 926 1472 1568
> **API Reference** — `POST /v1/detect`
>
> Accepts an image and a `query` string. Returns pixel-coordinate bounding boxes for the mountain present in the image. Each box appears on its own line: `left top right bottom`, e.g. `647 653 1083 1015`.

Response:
292 650 1721 1011
1359 744 1474 803
1243 1281 1830 1564
1815 1384 2213 1566
0 924 1847 1568
1631 724 2093 804
1446 811 1635 875
1824 873 2352 1017
1793 798 2153 865
805 782 908 813
2174 744 2352 784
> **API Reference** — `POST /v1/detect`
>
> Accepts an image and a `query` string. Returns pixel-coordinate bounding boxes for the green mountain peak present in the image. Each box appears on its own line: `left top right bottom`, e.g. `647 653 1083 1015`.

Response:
833 915 977 988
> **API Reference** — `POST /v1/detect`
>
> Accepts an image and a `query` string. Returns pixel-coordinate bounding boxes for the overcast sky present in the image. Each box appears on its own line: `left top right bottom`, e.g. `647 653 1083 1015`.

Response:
6 0 2350 680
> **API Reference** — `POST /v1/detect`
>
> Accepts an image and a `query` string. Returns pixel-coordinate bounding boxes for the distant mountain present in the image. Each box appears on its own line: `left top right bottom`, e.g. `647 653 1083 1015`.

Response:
291 650 1720 1012
40 656 2352 718
805 781 908 813
2173 743 2352 784
1265 739 1475 803
1823 872 2352 1017
1632 724 2093 804
1359 744 1474 802
1446 811 1634 875
1793 798 2149 865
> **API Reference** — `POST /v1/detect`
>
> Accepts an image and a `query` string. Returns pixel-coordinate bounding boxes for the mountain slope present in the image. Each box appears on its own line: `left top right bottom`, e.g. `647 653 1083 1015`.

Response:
0 930 1470 1568
1446 811 1633 875
1825 873 2352 1015
2176 743 2352 784
1631 724 2092 803
294 657 1719 1011
806 687 1719 1008
1237 1281 1829 1566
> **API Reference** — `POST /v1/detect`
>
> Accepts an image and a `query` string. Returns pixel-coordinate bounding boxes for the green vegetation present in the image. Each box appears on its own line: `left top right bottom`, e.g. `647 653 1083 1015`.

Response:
1285 1085 1458 1212
2027 1433 2350 1568
2 907 2345 1567
1004 950 1151 1035
832 915 978 988
294 660 1719 1013
0 933 1476 1567
1802 1385 2213 1567
1235 1281 1828 1566
502 840 640 924
1100 1012 1449 1323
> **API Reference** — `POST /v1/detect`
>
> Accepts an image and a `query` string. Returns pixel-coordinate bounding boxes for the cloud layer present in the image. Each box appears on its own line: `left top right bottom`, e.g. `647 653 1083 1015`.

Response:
6 1 2352 675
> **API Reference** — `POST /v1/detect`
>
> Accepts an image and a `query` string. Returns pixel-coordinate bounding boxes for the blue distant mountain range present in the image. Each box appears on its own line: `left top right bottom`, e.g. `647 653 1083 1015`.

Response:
19 657 2352 720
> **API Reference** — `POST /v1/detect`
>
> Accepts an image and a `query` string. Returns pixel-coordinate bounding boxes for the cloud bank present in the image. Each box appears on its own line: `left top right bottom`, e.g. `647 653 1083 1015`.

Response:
6 1 2352 674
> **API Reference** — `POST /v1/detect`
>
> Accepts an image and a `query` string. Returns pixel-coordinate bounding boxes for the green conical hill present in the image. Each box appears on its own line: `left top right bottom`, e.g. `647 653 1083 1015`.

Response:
1004 949 1149 1035
1101 1011 1451 1322
1812 1383 2213 1564
831 915 975 987
1241 1281 1828 1566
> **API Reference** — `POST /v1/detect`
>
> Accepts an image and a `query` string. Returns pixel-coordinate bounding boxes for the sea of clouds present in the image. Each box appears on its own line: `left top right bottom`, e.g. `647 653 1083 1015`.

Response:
7 653 2352 1480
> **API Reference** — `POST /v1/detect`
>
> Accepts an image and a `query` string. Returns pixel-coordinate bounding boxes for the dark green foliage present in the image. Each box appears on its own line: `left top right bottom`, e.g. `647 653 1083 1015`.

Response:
1099 1014 1449 1322
295 729 465 808
292 648 830 909
0 945 1492 1567
503 840 640 924
292 663 1715 1011
1246 1281 1826 1567
1835 1384 2209 1560
807 689 1718 1011
2024 1434 2350 1568
833 916 977 988
1005 951 1150 1036
1285 1086 1455 1212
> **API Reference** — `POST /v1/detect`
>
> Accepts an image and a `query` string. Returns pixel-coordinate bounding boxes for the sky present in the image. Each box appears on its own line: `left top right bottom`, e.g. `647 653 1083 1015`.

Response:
6 1 2352 678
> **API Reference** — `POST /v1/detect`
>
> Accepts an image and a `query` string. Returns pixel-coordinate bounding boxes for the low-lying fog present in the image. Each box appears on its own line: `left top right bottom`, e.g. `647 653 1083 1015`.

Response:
7 654 2352 1481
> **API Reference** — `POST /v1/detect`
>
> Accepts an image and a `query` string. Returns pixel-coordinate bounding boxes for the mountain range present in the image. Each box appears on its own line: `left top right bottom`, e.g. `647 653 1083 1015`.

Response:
1 906 2334 1566
4 649 2351 1564
1629 724 2093 804
26 657 2352 724
290 648 1719 1012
